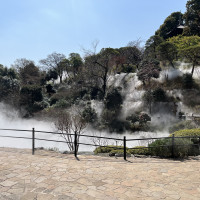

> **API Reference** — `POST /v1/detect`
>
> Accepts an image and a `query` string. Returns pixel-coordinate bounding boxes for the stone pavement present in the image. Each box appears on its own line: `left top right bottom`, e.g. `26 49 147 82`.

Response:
0 148 199 200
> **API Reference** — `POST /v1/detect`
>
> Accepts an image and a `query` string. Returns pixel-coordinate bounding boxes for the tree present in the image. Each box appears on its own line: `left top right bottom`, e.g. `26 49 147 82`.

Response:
68 53 83 77
137 62 161 85
85 48 119 97
157 41 177 68
0 65 20 105
117 46 142 70
54 110 87 153
183 0 200 36
169 35 200 76
180 45 200 76
144 35 164 59
40 52 66 83
155 12 183 39
20 85 43 114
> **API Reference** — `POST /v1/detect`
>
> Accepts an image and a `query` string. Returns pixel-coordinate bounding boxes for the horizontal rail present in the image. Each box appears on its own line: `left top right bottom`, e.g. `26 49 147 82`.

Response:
80 134 123 141
0 128 32 132
0 135 31 140
35 137 73 144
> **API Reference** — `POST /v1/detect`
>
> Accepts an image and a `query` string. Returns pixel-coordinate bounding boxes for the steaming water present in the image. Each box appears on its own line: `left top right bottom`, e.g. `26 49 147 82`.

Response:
0 103 169 152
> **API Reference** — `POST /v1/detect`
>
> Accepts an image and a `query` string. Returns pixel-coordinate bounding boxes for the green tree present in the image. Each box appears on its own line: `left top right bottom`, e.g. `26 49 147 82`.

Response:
144 35 164 59
180 45 200 76
183 0 200 36
68 53 83 77
156 12 183 39
157 41 177 68
169 35 200 76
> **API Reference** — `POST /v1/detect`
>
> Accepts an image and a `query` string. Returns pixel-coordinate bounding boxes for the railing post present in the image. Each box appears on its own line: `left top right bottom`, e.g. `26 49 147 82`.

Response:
124 136 126 160
74 131 77 157
32 128 35 155
172 134 175 158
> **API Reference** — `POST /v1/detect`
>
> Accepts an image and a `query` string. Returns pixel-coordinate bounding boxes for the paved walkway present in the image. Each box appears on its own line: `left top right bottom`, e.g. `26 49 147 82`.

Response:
0 148 199 200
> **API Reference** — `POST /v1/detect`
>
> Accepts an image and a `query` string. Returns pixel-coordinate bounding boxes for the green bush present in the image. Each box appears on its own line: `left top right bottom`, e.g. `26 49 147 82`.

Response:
94 145 123 155
148 138 194 158
105 89 123 110
182 73 194 89
169 121 199 133
81 106 97 123
129 146 149 155
152 88 167 102
169 129 200 137
53 99 70 108
109 149 131 157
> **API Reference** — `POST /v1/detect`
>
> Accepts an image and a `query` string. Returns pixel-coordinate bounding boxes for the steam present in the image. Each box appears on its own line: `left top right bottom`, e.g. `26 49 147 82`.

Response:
0 64 199 152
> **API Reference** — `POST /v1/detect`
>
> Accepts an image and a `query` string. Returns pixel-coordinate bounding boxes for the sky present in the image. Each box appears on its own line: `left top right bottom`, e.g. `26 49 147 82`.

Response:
0 0 188 67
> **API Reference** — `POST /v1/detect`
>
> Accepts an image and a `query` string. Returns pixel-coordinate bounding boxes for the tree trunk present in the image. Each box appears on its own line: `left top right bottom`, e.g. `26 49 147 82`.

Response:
170 61 175 68
191 64 195 77
59 75 62 83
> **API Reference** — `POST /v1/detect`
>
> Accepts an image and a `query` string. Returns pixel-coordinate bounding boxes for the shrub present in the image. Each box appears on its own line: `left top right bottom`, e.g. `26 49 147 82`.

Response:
169 129 200 137
81 106 97 123
152 88 167 102
149 138 194 158
129 146 149 155
169 121 199 133
182 73 194 89
94 145 123 155
105 89 123 110
53 99 70 108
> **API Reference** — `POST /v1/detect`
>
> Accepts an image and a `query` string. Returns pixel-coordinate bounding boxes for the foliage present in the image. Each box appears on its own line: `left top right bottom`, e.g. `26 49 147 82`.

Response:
129 146 149 155
53 99 71 108
149 138 194 158
40 52 66 83
169 128 200 137
93 145 124 154
126 112 151 131
20 85 43 113
152 88 167 102
84 48 120 97
104 88 123 110
144 35 164 59
142 90 153 113
81 105 97 123
168 35 200 76
182 89 200 107
182 73 194 89
157 41 177 68
169 121 199 133
0 76 20 103
137 61 161 85
155 12 183 39
68 53 83 77
183 0 200 36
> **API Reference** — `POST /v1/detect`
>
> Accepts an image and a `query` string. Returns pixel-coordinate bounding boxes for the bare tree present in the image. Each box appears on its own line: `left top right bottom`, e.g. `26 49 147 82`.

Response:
91 132 108 147
40 52 66 83
54 110 87 153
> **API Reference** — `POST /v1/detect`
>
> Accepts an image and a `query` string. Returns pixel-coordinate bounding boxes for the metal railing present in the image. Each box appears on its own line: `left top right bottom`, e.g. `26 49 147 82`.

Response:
0 128 200 160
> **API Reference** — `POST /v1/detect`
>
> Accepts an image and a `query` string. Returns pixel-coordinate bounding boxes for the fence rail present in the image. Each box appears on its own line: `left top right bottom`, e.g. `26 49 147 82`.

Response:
0 128 200 160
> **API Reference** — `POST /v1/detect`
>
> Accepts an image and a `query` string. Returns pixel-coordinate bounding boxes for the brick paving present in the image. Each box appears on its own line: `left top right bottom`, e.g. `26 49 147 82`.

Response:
0 147 199 200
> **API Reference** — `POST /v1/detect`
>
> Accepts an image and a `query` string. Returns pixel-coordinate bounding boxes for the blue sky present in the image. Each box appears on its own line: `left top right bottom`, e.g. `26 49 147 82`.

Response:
0 0 188 67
